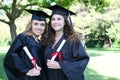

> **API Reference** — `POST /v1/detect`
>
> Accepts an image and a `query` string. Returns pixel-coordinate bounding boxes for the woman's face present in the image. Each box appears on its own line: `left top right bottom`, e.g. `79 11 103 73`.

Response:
32 20 46 37
51 14 65 32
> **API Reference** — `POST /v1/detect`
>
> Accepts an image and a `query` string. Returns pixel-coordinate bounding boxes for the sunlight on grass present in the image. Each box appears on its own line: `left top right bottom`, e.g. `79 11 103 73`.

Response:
89 54 120 78
85 48 120 80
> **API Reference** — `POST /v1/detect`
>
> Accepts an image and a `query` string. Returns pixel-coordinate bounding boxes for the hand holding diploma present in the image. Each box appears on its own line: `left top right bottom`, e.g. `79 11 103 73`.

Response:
23 46 39 69
47 59 61 69
26 67 41 76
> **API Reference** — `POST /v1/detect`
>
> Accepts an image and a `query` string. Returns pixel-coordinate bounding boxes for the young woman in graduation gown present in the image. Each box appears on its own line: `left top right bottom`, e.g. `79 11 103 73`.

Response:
43 4 89 80
3 10 49 80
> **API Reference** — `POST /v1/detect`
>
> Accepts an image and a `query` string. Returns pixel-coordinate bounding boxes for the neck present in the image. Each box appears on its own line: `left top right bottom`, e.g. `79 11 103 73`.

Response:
55 30 63 37
55 31 63 42
33 35 40 42
52 31 64 48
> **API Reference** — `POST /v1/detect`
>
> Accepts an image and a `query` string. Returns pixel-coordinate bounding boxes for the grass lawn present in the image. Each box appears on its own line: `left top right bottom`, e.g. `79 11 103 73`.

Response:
0 47 120 80
0 51 8 80
0 46 9 80
85 48 120 80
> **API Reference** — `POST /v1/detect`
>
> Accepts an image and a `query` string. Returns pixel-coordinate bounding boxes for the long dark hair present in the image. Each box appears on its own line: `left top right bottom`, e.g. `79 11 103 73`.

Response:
43 15 79 46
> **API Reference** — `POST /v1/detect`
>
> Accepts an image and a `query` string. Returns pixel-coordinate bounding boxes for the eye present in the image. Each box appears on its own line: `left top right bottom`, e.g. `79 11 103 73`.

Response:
57 17 61 20
33 22 39 25
51 18 55 21
40 23 45 26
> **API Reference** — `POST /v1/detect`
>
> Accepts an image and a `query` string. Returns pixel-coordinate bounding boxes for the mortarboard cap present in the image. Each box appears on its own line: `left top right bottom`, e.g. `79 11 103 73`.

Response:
48 4 76 27
48 4 76 17
26 9 49 21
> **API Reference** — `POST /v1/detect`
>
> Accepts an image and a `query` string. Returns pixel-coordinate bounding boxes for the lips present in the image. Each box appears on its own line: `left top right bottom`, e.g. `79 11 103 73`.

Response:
53 24 60 27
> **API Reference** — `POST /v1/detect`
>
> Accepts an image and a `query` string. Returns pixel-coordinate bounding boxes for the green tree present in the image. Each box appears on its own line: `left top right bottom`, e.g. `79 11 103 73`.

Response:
0 0 44 42
70 0 120 48
0 0 110 42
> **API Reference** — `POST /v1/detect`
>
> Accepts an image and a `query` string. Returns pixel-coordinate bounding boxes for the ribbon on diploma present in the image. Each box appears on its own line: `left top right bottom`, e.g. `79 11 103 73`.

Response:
51 51 63 61
30 57 37 69
23 46 38 69
50 39 66 61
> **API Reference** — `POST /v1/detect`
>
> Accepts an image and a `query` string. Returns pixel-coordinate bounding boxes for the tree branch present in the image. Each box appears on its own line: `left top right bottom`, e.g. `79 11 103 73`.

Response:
0 19 9 24
16 2 42 18
12 0 17 14
16 0 23 6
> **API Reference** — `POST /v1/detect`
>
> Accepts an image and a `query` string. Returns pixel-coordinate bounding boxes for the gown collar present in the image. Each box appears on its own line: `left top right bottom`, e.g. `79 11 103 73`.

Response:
51 35 66 50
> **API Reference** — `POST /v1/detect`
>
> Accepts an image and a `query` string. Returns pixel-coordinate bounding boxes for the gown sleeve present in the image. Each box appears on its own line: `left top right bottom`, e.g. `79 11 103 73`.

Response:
59 40 89 80
4 33 29 77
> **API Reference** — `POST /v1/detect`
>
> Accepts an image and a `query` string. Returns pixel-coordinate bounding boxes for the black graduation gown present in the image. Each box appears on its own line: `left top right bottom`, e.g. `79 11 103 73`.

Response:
44 35 89 80
3 33 47 80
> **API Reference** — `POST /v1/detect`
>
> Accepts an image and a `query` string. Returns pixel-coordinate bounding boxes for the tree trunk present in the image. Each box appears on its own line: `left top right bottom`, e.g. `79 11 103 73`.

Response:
103 37 112 48
9 20 17 42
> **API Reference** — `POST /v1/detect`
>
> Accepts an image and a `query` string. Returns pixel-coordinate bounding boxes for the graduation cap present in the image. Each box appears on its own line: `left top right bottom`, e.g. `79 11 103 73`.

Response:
48 4 76 27
48 4 76 17
26 9 49 21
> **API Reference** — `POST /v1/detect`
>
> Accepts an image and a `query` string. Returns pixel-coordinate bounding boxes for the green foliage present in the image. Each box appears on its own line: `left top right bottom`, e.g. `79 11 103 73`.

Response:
79 0 110 13
112 40 120 48
3 5 11 11
85 20 115 48
70 1 119 48
56 0 75 7
40 0 76 7
85 40 104 48
40 0 50 7
86 20 113 41
91 0 110 13
106 23 120 48
107 23 120 40
27 0 44 4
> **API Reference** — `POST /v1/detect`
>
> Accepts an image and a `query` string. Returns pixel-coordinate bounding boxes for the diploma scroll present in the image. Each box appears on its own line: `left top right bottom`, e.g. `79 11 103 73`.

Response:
51 39 66 61
23 46 38 69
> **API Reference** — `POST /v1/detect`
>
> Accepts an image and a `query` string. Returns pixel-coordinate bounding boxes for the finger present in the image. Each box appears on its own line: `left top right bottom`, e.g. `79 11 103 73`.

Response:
47 63 50 67
36 66 41 70
48 65 51 68
35 72 40 76
47 59 53 62
47 63 51 68
47 61 51 65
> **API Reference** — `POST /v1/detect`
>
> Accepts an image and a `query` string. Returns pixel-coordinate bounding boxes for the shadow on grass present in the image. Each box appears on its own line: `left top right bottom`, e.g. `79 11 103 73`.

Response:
0 58 8 80
0 52 8 80
0 54 6 59
85 67 119 80
87 48 120 53
86 48 104 57
87 52 103 57
86 48 120 57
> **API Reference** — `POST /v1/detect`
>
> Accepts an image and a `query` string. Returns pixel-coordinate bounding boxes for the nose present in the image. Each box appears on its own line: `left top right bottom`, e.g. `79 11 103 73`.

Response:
53 19 58 24
38 24 43 29
37 25 41 29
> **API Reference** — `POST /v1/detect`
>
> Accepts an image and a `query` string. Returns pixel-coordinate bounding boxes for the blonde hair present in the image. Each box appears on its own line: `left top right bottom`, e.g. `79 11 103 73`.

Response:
24 21 33 36
24 21 48 43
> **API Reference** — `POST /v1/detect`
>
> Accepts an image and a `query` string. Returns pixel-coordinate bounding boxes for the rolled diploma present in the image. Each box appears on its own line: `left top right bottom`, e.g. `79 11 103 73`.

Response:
23 46 33 59
51 39 66 61
23 46 38 68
